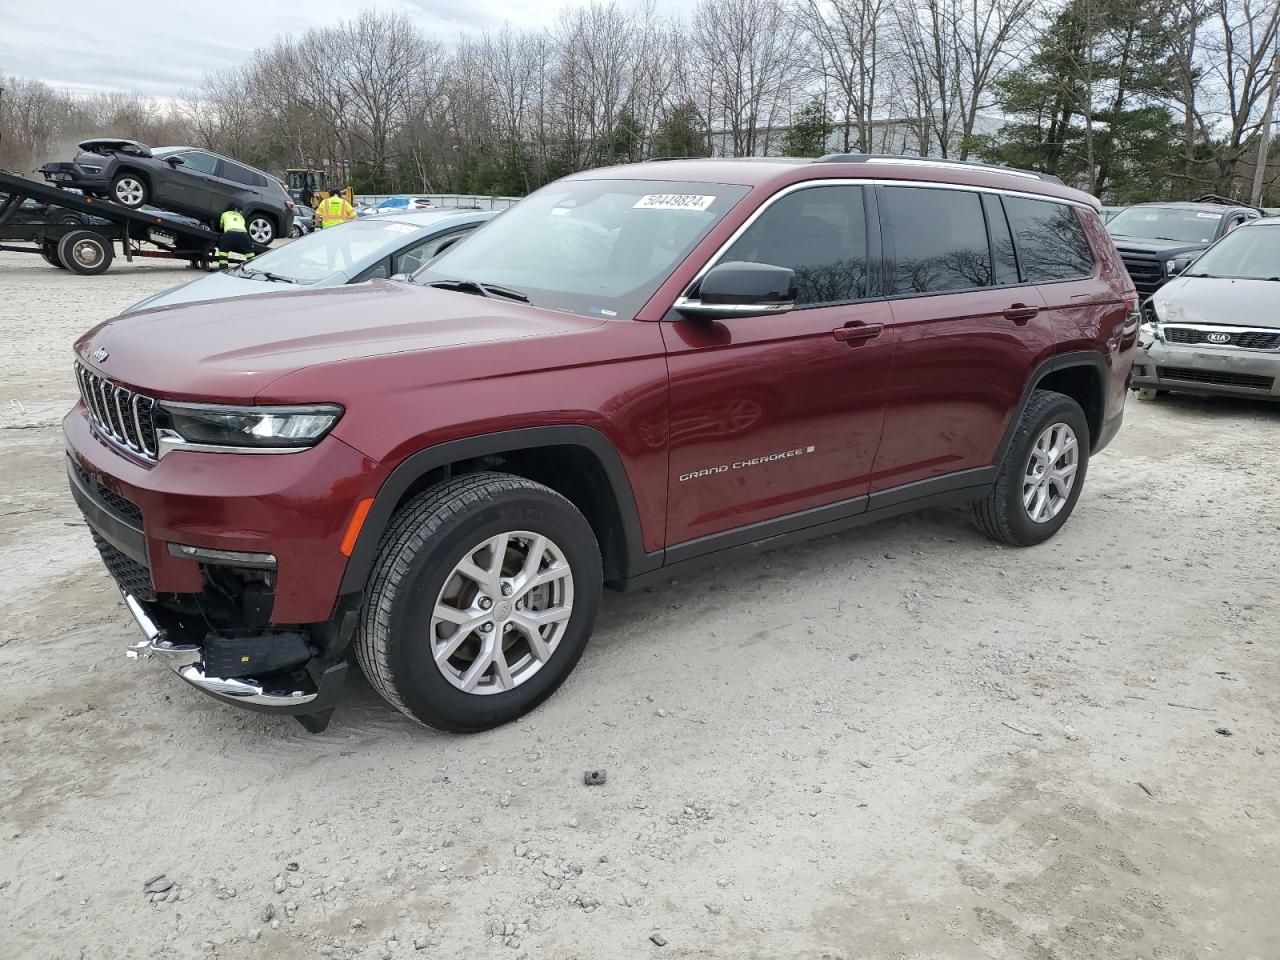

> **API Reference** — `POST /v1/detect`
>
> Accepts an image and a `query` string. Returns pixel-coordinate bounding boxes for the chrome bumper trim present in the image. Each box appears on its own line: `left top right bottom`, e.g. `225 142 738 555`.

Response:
176 665 316 706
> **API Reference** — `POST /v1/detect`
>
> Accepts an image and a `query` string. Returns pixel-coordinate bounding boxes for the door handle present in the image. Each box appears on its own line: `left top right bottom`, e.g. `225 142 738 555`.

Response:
832 322 883 345
1002 304 1039 324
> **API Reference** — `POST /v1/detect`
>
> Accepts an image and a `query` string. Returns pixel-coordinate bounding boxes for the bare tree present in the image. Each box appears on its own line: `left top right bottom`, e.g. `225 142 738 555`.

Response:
802 0 892 152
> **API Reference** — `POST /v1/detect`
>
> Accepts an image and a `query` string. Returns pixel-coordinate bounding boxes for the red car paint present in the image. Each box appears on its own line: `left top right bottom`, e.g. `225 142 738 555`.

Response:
66 156 1136 715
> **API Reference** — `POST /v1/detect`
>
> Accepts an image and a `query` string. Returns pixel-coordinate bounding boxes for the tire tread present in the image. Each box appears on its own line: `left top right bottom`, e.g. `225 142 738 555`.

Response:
354 471 580 727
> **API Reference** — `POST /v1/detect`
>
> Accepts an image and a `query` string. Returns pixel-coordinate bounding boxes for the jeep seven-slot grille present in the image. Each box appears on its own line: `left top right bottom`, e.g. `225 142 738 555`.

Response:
1163 327 1280 349
1158 367 1275 391
75 362 158 459
1113 247 1164 296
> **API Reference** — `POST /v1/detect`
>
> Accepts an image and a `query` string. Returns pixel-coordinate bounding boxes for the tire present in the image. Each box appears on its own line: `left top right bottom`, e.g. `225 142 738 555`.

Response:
245 214 275 245
56 230 114 275
289 223 302 239
970 389 1090 547
41 241 67 269
110 173 148 208
355 472 603 732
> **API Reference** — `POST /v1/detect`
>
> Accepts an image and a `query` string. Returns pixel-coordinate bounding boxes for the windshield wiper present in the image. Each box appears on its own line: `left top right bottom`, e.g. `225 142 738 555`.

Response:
426 278 529 303
239 267 298 284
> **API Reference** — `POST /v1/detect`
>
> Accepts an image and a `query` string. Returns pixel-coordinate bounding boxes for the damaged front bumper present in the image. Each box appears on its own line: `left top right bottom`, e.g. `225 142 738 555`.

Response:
120 586 354 727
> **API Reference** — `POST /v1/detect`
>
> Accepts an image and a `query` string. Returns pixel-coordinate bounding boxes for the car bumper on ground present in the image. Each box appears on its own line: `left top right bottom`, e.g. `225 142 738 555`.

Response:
64 404 389 722
1132 338 1280 400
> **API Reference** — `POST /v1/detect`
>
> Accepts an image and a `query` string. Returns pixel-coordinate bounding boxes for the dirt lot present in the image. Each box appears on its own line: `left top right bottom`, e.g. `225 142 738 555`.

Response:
1 250 1277 960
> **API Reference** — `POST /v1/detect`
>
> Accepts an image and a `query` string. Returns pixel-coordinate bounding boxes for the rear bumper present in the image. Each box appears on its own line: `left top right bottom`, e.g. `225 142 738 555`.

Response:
40 161 110 192
1133 339 1280 400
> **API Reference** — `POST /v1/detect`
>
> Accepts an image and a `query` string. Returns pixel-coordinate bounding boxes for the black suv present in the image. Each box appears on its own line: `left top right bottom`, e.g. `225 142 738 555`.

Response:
1106 195 1261 307
41 139 294 244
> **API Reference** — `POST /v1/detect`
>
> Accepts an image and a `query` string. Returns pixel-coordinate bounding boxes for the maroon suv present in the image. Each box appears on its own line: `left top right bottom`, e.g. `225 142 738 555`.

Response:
66 156 1138 732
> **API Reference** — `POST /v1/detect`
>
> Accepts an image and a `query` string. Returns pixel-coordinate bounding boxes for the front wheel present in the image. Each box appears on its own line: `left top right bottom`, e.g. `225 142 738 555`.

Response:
971 389 1090 546
110 173 148 208
245 214 275 245
289 223 302 238
355 472 602 732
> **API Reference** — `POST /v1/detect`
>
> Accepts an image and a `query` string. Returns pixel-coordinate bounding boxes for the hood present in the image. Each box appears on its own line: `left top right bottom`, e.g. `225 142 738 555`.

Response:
75 280 606 402
122 271 337 314
1107 236 1205 256
1153 276 1280 329
77 138 151 157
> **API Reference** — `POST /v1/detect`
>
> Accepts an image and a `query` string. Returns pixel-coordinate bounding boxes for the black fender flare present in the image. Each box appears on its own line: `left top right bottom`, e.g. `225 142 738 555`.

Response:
338 425 659 597
994 350 1109 467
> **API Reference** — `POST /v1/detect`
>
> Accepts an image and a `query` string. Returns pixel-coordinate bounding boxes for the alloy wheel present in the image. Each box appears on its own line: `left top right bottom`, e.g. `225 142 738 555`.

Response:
1022 422 1078 524
429 531 574 695
247 217 273 244
114 178 144 206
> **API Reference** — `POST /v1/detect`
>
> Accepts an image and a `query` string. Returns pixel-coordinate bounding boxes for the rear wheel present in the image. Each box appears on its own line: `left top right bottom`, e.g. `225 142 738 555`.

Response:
355 472 602 732
41 241 67 269
110 173 148 208
246 214 275 245
56 230 114 275
971 389 1090 547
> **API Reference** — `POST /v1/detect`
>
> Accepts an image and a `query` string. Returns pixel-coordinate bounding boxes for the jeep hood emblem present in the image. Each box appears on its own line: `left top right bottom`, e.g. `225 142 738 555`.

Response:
91 346 109 362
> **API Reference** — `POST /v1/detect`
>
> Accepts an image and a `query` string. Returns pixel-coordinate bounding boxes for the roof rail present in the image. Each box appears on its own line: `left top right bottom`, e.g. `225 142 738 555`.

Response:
815 153 1064 185
1191 193 1263 213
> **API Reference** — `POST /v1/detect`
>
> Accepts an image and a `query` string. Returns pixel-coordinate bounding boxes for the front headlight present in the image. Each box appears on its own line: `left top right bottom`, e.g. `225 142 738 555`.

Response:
155 402 343 453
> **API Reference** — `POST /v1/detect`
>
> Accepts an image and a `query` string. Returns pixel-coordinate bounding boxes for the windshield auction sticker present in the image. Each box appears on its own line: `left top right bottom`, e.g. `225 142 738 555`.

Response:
633 194 717 212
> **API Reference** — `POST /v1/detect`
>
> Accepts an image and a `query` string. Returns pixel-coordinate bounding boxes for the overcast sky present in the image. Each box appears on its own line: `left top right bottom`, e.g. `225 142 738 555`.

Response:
1 0 636 97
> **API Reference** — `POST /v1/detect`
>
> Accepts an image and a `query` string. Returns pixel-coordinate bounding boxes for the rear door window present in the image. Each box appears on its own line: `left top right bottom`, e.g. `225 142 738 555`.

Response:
1003 196 1094 282
880 186 992 293
718 184 870 306
217 160 259 186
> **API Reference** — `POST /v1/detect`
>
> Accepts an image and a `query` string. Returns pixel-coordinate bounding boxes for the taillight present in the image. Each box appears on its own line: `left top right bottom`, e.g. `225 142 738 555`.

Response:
1122 292 1139 316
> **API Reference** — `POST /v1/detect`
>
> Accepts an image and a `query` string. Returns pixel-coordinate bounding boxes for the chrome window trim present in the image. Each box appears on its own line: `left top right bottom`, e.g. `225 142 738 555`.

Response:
680 177 1095 302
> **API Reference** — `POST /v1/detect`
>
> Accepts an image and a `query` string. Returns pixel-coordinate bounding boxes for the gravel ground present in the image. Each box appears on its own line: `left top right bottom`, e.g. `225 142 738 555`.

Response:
1 250 1278 959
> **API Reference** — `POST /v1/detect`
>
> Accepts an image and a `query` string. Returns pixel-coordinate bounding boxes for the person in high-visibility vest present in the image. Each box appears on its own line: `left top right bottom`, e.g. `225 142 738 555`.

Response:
215 206 255 270
316 189 356 228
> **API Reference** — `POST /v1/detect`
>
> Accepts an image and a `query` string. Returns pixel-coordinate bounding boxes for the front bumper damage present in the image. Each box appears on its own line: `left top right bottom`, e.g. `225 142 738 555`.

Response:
64 403 385 732
121 587 354 731
1132 331 1280 401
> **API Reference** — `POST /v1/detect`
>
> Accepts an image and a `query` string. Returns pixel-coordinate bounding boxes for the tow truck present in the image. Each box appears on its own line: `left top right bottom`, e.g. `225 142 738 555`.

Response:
0 170 223 275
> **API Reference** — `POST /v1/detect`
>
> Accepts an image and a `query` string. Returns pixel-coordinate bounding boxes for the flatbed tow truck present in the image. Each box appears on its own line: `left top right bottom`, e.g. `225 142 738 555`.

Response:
0 169 222 275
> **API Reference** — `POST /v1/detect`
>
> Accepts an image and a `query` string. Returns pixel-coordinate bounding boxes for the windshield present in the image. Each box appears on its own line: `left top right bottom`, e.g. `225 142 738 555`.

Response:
244 218 425 282
1106 206 1223 243
416 179 751 318
1183 225 1280 280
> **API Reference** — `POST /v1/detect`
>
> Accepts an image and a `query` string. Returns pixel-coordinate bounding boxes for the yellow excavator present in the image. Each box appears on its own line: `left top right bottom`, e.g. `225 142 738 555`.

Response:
285 168 353 209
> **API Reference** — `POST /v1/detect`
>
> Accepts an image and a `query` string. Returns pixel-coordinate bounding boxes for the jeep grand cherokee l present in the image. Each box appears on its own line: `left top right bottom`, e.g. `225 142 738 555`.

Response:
40 139 293 244
65 155 1138 733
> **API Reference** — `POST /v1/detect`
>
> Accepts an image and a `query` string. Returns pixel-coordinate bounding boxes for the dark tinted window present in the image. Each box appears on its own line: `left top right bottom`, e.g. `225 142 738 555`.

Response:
1004 197 1094 281
218 160 259 186
983 193 1019 284
720 185 868 305
881 186 991 293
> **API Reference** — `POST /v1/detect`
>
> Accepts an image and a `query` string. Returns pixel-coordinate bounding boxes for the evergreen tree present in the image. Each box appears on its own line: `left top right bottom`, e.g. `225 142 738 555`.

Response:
650 102 708 158
783 99 835 158
974 0 1179 200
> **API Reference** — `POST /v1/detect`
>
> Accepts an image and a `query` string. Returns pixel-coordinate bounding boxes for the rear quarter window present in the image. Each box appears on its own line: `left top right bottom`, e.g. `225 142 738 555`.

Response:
1003 196 1095 282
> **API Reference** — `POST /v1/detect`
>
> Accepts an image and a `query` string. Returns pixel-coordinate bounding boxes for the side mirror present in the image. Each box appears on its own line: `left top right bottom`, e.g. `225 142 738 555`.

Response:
1167 254 1197 276
165 156 185 166
675 261 796 319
